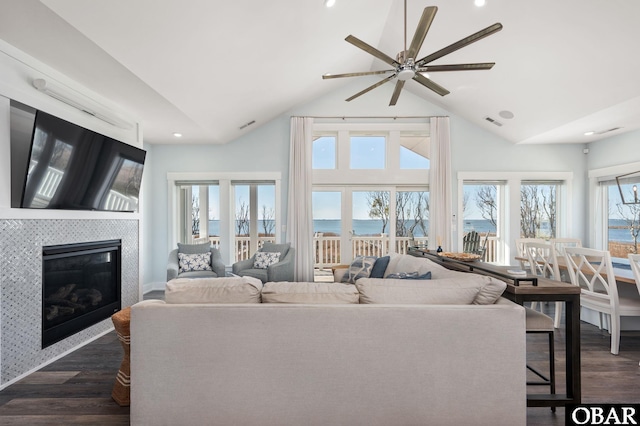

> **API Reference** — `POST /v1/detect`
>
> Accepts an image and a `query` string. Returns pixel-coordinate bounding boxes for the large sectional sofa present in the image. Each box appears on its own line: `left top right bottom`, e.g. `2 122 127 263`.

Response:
131 255 527 426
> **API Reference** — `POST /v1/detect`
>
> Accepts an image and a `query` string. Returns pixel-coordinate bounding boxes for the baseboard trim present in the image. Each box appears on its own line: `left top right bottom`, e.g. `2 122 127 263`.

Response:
143 281 166 294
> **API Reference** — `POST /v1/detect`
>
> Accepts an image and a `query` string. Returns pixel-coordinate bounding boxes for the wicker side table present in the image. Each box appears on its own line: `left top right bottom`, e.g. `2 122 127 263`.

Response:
111 307 131 406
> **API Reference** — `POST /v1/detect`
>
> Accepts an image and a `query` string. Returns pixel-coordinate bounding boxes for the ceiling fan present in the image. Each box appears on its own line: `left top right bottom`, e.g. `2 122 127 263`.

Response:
322 2 503 105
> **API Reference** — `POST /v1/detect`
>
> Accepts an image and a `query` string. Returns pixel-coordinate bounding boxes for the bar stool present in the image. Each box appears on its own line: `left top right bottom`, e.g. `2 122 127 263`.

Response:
525 306 556 411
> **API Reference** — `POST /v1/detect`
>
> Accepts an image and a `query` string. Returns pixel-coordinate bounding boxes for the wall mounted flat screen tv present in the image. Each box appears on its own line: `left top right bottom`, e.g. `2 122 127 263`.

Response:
10 101 145 212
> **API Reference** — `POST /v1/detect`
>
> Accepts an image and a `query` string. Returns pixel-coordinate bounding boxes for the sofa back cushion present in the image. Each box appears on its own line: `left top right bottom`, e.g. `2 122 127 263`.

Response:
356 275 506 305
260 242 290 258
177 242 211 254
165 277 263 304
262 282 359 304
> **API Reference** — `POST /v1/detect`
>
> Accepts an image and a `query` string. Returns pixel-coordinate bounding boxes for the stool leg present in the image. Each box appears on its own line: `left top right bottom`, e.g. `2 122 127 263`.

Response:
549 331 556 412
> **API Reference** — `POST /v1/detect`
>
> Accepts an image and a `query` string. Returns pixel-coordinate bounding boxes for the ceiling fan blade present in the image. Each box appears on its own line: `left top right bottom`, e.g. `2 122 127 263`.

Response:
323 70 395 79
416 23 503 66
345 35 400 67
420 63 495 72
407 6 437 60
389 80 406 106
346 74 397 102
412 73 450 97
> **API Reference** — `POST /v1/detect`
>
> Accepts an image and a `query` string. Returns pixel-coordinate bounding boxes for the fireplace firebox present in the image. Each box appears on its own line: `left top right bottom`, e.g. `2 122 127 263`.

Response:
42 239 122 348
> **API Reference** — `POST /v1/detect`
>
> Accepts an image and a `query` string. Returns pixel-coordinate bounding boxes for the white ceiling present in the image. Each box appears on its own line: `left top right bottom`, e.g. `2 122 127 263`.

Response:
1 0 639 146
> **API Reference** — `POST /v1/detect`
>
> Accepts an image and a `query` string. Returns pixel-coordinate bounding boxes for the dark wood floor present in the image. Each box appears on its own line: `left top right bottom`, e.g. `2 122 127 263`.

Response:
0 296 638 425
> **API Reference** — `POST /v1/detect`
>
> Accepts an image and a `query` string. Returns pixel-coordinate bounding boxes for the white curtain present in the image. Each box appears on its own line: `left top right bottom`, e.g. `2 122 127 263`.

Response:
287 117 315 282
429 117 452 250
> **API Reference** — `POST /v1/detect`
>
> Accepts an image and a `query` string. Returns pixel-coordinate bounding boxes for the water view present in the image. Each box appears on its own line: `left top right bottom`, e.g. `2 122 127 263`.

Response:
204 219 636 243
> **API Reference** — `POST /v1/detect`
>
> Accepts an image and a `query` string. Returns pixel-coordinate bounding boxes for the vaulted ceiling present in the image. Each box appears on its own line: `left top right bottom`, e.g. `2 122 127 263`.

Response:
1 0 639 146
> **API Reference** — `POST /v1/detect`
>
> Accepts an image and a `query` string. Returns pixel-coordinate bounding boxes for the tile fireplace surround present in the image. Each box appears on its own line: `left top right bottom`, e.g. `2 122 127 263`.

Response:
0 218 139 386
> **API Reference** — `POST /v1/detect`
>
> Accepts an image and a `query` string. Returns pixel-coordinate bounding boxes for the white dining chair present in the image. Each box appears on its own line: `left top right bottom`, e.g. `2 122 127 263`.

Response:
628 253 640 365
565 247 640 355
515 238 544 270
524 241 564 328
549 238 582 257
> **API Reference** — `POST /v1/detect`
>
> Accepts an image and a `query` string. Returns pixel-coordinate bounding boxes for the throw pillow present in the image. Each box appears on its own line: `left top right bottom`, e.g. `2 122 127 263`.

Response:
177 242 211 254
342 256 377 284
370 255 390 278
385 271 432 280
254 251 281 269
178 252 212 273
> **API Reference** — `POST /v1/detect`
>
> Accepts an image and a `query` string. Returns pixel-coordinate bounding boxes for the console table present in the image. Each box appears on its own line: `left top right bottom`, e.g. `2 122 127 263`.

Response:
408 247 581 408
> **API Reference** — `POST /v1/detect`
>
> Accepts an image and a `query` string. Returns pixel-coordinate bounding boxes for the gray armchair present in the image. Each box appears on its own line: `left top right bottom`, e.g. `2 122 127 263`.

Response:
167 242 226 281
232 242 295 283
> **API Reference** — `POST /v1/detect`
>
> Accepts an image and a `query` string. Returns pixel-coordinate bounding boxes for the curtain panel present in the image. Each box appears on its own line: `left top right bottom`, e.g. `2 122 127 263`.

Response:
429 116 452 250
287 117 315 281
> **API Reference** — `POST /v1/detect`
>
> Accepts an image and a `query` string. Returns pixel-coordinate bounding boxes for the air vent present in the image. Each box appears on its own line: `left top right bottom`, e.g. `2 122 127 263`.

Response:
239 120 256 130
596 127 622 135
484 116 503 127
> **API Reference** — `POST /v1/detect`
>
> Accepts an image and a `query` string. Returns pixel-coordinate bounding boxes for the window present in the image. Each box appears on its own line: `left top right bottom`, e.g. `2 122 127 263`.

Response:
312 121 430 276
350 135 385 169
177 183 219 245
168 172 281 266
312 135 336 169
520 182 558 239
399 131 429 169
604 180 640 258
463 182 502 263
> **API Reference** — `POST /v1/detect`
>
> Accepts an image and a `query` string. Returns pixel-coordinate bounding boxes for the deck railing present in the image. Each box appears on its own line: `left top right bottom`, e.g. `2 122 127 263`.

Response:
197 234 499 267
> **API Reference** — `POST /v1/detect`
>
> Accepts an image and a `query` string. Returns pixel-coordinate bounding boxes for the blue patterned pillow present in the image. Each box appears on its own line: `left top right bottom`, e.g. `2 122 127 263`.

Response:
254 252 281 269
178 252 212 273
386 271 432 280
343 256 377 284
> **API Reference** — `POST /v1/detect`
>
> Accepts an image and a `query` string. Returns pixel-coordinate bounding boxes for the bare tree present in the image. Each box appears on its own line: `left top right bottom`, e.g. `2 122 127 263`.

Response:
396 192 429 237
520 186 541 238
367 192 390 234
236 199 250 236
616 202 640 254
261 205 275 236
192 194 200 236
542 186 557 238
475 186 498 228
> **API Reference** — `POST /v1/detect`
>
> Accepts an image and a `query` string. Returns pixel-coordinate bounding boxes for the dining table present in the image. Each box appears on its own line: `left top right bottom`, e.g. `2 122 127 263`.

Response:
408 247 582 408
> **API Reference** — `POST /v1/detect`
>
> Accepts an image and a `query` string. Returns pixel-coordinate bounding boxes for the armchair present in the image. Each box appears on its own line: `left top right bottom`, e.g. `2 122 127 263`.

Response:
167 242 226 281
232 242 295 283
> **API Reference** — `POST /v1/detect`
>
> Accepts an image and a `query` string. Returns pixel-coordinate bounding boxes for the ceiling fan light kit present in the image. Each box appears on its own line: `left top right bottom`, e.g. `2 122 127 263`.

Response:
323 3 502 105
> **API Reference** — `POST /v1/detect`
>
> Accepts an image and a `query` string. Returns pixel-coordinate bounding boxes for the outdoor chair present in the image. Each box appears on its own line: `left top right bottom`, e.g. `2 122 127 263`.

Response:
462 231 487 260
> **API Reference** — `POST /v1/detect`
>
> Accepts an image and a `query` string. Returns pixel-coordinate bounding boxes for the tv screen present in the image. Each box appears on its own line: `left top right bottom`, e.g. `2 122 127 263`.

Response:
17 108 145 212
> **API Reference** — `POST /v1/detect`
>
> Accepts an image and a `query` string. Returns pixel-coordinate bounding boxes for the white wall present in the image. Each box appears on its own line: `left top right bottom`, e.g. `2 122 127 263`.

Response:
587 129 640 169
143 77 588 286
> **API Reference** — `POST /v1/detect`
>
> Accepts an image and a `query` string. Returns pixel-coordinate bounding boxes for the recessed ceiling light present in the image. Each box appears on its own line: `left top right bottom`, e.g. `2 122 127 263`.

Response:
584 131 595 136
499 110 514 119
173 132 183 138
474 0 486 7
324 0 336 7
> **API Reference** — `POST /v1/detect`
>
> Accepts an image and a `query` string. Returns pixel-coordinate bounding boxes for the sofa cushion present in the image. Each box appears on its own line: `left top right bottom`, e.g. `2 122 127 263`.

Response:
356 275 506 305
177 242 211 254
342 256 377 284
253 251 281 269
178 252 212 273
262 282 359 304
165 277 263 304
